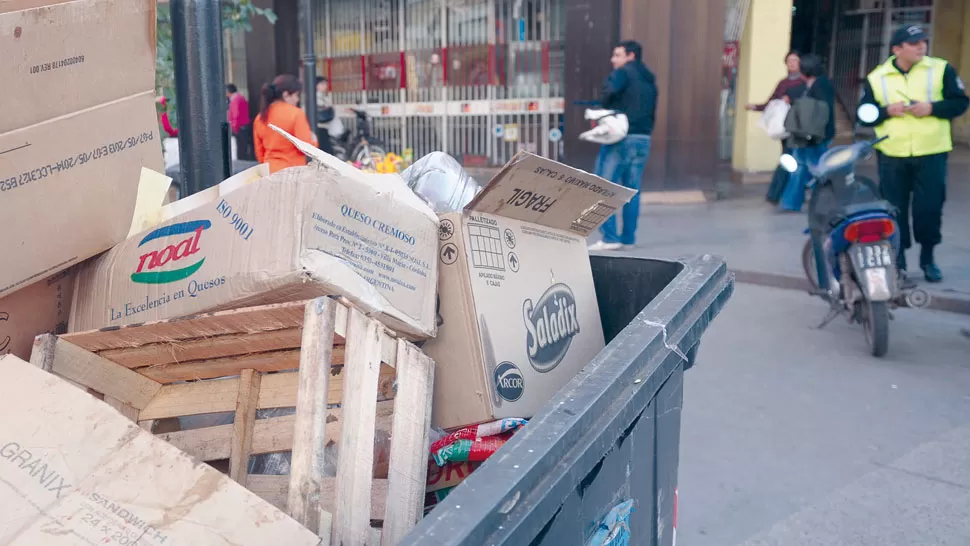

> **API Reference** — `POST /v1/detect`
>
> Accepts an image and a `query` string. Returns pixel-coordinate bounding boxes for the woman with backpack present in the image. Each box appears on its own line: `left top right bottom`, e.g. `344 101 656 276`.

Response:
780 54 835 213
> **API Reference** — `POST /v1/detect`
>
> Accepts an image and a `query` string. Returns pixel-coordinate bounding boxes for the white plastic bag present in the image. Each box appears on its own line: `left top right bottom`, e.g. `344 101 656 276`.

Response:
580 109 629 145
757 99 790 140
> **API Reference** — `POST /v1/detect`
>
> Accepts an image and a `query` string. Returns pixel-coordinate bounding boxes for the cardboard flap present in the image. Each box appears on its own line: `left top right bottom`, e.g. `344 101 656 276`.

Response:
269 124 438 221
157 163 269 222
464 151 637 236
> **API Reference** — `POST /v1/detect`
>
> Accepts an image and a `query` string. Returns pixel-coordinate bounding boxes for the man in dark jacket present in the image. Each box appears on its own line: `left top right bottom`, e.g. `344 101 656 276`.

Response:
589 40 658 251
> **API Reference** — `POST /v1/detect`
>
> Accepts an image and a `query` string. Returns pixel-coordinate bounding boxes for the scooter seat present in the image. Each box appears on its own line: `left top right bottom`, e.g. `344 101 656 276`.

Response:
840 200 897 218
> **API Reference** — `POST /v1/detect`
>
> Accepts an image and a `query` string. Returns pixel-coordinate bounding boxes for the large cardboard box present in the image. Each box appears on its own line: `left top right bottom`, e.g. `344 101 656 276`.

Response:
0 268 75 361
422 152 636 429
0 0 162 297
71 159 440 338
0 355 322 545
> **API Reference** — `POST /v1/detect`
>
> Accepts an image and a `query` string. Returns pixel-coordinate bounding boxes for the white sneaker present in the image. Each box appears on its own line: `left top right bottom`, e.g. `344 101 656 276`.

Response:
588 241 623 251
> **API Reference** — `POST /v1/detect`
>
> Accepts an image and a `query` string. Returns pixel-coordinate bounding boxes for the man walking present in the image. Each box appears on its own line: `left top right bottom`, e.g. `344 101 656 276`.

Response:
588 40 658 251
859 25 968 283
226 84 253 160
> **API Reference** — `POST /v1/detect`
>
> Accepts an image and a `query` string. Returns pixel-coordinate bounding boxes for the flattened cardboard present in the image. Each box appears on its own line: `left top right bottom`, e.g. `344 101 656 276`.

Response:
0 355 322 546
0 0 156 133
422 153 635 429
0 268 74 361
71 162 440 339
465 152 635 236
0 0 162 297
0 93 163 296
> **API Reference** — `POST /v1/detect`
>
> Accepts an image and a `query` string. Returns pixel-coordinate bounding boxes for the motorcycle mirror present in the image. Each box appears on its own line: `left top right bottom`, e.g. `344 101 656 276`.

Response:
779 154 799 174
857 103 880 124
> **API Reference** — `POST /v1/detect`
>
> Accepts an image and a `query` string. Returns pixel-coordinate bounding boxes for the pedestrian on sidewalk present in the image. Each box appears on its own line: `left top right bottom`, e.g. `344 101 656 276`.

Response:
253 74 318 174
226 83 253 161
746 51 804 205
588 40 658 252
779 54 835 213
315 77 338 157
858 25 969 284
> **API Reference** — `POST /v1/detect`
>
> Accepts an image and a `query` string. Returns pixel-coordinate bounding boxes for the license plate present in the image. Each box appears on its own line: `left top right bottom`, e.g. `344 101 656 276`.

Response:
854 243 893 269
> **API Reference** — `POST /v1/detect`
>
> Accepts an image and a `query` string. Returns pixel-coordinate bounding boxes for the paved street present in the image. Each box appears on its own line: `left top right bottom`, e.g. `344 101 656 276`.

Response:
677 283 970 546
610 174 970 545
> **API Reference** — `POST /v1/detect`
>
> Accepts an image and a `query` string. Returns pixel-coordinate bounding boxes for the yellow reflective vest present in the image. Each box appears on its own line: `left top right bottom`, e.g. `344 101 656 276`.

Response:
867 56 952 157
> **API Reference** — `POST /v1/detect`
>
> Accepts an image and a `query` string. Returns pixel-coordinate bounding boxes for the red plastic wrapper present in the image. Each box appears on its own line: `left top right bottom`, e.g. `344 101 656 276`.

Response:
431 431 514 466
430 417 527 453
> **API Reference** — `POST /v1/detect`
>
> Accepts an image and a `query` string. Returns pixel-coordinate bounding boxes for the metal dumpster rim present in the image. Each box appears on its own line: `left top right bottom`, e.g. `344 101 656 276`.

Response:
403 254 735 545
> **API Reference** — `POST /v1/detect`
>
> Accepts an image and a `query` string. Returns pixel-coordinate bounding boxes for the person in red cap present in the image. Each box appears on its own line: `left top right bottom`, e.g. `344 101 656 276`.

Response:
858 25 969 285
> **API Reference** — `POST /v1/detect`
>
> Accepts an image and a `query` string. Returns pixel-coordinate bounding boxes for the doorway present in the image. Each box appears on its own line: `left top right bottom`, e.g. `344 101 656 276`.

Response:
795 0 936 118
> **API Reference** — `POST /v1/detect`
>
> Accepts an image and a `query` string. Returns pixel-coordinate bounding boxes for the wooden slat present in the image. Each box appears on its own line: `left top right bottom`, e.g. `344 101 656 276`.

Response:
287 297 338 536
334 298 398 368
248 475 389 522
97 327 305 368
139 361 396 420
229 369 261 482
37 336 162 410
382 341 435 546
104 396 141 422
136 349 303 383
333 309 382 546
63 300 310 352
30 334 90 392
139 377 240 420
257 372 300 409
158 402 395 462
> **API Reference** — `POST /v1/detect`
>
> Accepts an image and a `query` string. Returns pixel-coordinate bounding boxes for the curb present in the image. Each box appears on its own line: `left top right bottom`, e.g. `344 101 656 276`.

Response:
732 269 970 316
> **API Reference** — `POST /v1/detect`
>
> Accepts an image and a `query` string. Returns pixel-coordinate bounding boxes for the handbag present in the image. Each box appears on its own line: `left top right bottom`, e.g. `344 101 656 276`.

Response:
317 106 335 124
757 99 790 140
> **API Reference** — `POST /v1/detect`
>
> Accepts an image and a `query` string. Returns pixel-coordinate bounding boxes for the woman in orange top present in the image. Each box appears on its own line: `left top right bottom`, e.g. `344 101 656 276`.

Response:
252 74 318 173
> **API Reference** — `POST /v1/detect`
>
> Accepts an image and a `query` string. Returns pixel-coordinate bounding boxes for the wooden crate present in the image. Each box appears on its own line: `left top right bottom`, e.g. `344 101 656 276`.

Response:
30 297 434 546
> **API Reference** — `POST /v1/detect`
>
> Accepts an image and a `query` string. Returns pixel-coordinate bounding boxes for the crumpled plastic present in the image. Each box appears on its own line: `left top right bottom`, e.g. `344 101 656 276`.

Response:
585 499 635 546
400 151 482 213
430 418 528 466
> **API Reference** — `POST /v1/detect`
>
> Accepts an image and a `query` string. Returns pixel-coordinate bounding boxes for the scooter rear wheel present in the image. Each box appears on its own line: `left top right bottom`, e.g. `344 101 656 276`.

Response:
864 300 890 358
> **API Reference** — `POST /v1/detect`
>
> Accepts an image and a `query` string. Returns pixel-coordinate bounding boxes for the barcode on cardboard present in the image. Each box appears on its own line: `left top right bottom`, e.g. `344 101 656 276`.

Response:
571 203 617 234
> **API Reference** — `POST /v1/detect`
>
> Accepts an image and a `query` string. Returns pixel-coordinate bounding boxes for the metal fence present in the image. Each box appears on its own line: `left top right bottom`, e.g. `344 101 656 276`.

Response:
313 0 565 165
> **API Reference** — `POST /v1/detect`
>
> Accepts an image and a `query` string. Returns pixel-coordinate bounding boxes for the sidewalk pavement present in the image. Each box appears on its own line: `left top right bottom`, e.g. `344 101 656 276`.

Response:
614 168 970 315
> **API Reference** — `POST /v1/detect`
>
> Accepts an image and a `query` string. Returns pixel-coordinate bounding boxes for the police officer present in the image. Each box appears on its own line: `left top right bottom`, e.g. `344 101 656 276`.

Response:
859 25 969 284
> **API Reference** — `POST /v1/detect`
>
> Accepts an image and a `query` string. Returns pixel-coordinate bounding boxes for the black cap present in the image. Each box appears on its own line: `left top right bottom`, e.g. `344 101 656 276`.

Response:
891 25 928 48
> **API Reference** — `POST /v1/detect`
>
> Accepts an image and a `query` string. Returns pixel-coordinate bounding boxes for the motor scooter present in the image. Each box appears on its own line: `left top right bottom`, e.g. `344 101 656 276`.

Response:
330 108 387 167
779 103 930 357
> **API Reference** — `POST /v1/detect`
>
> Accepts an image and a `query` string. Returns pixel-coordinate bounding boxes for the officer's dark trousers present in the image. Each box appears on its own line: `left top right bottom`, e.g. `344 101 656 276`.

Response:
876 151 948 267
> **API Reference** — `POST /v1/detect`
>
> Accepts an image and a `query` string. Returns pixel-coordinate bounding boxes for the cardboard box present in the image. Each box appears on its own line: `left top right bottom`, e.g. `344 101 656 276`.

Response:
421 152 636 429
71 158 441 338
0 0 162 297
0 355 322 545
0 268 75 361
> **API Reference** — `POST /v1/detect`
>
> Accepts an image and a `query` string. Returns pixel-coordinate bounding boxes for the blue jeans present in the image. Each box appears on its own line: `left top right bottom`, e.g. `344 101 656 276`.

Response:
595 134 651 245
781 141 830 212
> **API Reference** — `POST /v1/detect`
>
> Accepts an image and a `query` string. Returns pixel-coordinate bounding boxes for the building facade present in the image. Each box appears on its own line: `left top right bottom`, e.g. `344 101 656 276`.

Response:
240 0 727 191
733 0 969 178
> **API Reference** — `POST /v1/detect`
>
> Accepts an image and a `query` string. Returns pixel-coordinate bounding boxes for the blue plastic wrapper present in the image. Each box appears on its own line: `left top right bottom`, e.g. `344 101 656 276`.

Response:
585 499 635 546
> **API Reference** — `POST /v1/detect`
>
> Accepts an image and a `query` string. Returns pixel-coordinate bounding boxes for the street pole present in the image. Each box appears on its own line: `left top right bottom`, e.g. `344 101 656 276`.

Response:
300 0 317 135
171 0 227 196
